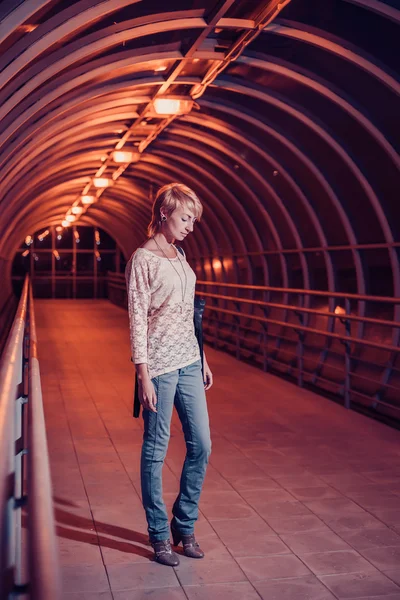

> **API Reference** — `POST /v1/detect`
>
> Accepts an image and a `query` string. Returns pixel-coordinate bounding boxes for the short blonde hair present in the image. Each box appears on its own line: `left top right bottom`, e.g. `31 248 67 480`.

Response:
147 183 203 237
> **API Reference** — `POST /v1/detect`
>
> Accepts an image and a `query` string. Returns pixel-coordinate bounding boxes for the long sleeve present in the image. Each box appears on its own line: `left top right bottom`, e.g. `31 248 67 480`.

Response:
125 252 151 364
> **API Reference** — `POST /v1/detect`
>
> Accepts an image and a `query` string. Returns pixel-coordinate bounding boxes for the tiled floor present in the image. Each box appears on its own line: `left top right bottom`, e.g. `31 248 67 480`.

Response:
36 300 400 600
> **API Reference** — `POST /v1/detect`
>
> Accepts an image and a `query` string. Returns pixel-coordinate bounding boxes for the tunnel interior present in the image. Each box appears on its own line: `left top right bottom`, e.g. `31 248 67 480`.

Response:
0 0 399 423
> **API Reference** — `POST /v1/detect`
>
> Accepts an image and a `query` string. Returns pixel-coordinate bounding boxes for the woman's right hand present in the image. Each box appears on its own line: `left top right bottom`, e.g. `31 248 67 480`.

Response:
137 374 158 413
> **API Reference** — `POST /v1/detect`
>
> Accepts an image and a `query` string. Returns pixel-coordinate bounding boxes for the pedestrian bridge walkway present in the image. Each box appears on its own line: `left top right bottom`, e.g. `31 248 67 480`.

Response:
37 300 400 600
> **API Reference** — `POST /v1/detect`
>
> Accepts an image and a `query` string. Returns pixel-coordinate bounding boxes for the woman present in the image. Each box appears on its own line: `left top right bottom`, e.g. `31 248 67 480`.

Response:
125 183 213 567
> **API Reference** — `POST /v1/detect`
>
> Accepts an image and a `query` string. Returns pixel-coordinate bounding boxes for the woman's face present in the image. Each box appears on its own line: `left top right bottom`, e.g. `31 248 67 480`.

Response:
162 203 197 242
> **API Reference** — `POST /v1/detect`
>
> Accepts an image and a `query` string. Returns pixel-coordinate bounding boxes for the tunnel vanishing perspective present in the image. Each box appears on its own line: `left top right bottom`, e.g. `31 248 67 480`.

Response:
0 0 400 423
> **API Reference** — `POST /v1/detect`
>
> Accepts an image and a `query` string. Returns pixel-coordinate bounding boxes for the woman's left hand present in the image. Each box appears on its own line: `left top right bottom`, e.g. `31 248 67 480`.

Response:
203 362 213 391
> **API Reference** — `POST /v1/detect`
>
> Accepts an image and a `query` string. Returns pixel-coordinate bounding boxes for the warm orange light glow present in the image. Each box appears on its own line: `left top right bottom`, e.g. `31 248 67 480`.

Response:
74 230 80 243
53 250 60 260
95 250 101 261
112 150 140 164
212 259 222 271
95 230 101 245
22 249 30 257
38 229 50 241
93 177 111 188
25 235 33 245
61 220 71 227
153 97 193 115
81 195 96 205
65 215 76 223
19 24 38 33
71 206 84 215
155 65 167 72
55 226 63 232
335 306 346 316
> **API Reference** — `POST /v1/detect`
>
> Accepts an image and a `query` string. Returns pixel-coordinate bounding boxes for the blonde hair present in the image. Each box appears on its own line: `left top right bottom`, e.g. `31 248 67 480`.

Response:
147 183 203 237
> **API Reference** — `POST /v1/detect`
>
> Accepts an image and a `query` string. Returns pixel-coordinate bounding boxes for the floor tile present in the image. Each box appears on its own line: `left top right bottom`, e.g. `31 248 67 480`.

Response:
113 589 187 600
183 581 260 600
254 575 336 600
266 515 329 534
360 546 400 572
106 562 179 591
61 564 111 594
319 572 400 598
301 550 377 575
175 558 247 586
338 528 400 551
237 553 311 582
281 531 352 555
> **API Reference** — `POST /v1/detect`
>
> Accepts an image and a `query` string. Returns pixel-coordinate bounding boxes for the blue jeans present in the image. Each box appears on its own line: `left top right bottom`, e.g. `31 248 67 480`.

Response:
141 359 211 542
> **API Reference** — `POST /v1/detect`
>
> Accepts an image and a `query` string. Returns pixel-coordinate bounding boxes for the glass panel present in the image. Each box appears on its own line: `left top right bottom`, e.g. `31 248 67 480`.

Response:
34 252 52 274
76 253 94 274
56 227 73 249
56 252 73 275
77 226 94 249
97 253 116 274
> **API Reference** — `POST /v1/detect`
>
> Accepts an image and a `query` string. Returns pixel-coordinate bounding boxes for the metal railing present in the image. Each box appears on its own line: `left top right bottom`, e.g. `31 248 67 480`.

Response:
0 277 61 599
107 272 400 423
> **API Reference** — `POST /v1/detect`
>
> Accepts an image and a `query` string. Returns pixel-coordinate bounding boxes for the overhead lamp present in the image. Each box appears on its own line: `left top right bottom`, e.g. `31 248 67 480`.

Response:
93 177 111 188
94 229 101 245
53 250 60 261
81 195 96 205
55 226 63 232
22 249 30 257
38 229 50 241
65 215 76 223
25 235 33 245
61 220 71 227
74 230 80 243
152 97 194 116
71 206 84 215
95 250 101 262
334 306 346 316
155 65 167 72
112 150 140 164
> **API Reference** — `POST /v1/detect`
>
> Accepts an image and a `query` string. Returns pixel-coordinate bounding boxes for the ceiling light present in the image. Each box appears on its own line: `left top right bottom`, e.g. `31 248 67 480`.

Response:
22 249 30 257
93 177 111 188
38 229 50 241
53 250 60 261
81 195 96 205
71 206 84 215
55 226 63 232
155 66 167 72
334 306 346 316
65 215 76 223
112 150 140 164
25 235 33 245
152 97 194 116
61 220 71 227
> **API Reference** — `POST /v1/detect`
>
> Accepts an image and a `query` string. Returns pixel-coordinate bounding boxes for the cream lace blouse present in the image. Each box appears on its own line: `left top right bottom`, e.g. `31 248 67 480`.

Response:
125 247 201 379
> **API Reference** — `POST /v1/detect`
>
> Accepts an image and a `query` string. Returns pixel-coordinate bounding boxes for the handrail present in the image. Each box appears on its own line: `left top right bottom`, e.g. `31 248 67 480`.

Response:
107 271 400 419
106 272 400 331
0 278 28 596
28 285 61 600
195 279 400 304
0 277 61 599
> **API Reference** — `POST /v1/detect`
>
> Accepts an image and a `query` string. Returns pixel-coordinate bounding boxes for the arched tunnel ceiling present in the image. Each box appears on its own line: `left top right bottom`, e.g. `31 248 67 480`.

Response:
0 0 399 293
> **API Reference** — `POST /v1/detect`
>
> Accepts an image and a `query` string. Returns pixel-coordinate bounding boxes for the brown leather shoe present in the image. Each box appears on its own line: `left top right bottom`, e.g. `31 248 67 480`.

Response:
151 539 180 567
171 522 204 559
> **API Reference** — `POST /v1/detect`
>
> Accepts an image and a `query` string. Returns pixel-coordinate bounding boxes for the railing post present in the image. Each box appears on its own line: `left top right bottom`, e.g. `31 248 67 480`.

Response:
339 298 352 409
295 299 305 387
